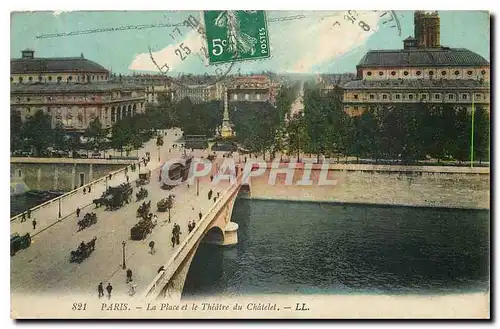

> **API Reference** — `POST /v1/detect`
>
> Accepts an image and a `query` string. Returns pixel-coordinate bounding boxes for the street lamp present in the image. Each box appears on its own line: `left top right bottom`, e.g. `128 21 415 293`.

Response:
157 146 160 162
122 241 126 269
168 207 171 223
58 198 62 218
196 177 199 196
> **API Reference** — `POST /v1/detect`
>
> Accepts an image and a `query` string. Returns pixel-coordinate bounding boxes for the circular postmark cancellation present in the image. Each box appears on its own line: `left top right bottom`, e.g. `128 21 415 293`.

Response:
148 13 238 89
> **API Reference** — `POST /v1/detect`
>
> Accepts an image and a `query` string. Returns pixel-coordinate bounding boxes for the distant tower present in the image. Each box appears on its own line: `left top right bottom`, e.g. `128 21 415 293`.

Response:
414 11 440 48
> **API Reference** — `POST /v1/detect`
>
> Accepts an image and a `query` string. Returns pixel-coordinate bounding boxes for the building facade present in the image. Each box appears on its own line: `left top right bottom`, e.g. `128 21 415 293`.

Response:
10 50 146 131
226 75 274 103
342 11 490 116
119 74 174 104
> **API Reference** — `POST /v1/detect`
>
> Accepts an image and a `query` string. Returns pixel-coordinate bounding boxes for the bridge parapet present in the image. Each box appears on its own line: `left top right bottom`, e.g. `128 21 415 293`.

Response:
141 171 244 302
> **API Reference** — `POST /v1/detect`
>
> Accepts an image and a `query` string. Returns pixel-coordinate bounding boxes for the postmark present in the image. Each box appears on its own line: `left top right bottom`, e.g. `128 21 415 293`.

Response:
203 10 271 64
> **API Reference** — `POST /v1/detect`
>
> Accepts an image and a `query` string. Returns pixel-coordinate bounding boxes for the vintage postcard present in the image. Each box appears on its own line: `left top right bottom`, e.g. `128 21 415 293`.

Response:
10 10 490 319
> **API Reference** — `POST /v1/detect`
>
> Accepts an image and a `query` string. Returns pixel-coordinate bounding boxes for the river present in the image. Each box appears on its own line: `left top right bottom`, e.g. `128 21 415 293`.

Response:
182 199 489 298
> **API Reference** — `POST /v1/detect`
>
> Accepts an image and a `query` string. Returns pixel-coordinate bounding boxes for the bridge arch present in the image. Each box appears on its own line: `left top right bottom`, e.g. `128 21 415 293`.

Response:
202 226 225 245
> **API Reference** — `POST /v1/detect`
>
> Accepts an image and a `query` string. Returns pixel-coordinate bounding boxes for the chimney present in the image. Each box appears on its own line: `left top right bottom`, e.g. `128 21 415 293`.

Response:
21 49 35 59
414 11 440 48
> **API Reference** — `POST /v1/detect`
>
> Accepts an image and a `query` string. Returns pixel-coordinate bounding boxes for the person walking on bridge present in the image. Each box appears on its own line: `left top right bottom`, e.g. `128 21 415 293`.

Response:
76 207 81 218
97 282 104 298
88 186 91 193
106 283 113 299
27 209 31 219
126 269 133 283
208 189 213 200
32 219 37 230
199 212 202 221
149 241 156 255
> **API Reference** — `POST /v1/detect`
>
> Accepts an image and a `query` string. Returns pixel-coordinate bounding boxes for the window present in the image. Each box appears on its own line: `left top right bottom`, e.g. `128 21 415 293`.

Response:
57 76 62 82
428 71 434 76
434 94 440 100
416 71 422 76
48 76 52 81
47 96 52 101
28 77 33 81
354 94 358 100
18 170 22 177
38 76 43 82
395 94 401 99
454 70 460 76
233 94 238 100
256 94 261 100
408 94 414 100
481 70 486 75
421 94 427 100
47 107 51 113
391 71 396 76
16 97 20 102
26 98 30 102
245 94 250 100
382 94 388 100
10 77 13 82
403 71 409 76
369 94 375 100
68 76 73 81
467 70 473 76
367 71 372 76
353 106 358 110
18 77 23 83
27 108 31 113
379 71 384 76
441 71 447 76
448 94 454 100
462 94 468 100
476 94 482 100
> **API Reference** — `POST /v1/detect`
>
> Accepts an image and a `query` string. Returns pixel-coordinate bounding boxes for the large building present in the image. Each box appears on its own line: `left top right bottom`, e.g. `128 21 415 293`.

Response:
11 50 146 131
342 11 490 116
118 74 174 104
227 75 274 103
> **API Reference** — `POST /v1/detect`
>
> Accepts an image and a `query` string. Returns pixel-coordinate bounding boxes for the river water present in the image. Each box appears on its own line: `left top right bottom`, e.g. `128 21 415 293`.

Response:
182 199 489 298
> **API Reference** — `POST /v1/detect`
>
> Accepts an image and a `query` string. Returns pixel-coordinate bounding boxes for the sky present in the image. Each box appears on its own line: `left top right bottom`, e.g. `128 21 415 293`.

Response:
10 10 490 75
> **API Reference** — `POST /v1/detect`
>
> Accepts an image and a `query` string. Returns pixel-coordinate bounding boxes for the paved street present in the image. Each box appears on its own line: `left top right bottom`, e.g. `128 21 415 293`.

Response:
11 128 237 298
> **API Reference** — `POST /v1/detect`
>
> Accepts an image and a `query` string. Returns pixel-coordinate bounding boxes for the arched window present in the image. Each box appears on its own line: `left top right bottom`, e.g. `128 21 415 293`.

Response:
481 70 486 75
68 76 73 81
245 94 250 100
378 71 384 76
28 77 33 82
57 76 62 82
18 77 23 83
403 71 409 76
391 71 396 76
428 71 434 76
454 70 460 76
467 70 473 76
416 71 422 76
48 76 52 81
441 71 447 76
38 76 43 82
367 71 372 76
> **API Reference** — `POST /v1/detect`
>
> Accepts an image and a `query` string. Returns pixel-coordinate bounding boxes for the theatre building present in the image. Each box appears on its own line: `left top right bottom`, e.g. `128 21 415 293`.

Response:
342 11 490 116
11 49 146 132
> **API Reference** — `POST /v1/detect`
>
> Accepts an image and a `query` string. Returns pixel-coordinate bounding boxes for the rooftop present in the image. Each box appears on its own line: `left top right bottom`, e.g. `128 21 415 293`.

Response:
357 48 489 68
11 53 109 74
10 82 145 93
342 78 490 90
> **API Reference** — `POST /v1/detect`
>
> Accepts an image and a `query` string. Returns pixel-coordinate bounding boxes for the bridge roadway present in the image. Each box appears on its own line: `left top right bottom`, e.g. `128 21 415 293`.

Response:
10 129 238 299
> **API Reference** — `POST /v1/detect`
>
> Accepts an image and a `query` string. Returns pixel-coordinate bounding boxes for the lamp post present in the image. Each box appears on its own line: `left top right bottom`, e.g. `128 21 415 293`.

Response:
58 198 62 218
196 177 199 196
168 207 171 223
122 241 126 269
157 146 160 162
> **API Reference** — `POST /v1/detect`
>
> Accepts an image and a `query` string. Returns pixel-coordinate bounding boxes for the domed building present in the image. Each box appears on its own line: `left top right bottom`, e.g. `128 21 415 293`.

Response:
342 11 490 116
10 49 146 132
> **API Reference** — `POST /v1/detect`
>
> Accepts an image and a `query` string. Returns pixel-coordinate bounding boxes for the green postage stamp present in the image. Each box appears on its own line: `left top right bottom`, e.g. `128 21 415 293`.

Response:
203 10 271 64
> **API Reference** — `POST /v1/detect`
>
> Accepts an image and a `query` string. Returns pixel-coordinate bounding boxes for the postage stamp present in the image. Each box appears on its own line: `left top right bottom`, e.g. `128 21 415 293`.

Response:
203 10 271 64
9 9 491 320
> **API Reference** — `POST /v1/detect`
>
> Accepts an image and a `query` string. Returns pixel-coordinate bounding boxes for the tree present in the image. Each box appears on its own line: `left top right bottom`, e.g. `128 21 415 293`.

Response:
84 118 107 153
10 110 24 152
110 117 134 156
473 106 490 163
53 121 68 152
22 110 53 156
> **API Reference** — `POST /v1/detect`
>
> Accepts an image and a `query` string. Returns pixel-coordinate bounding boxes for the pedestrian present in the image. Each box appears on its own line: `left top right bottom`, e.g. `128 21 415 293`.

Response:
21 213 26 223
138 163 141 171
187 183 190 188
76 207 81 218
126 269 133 283
171 235 175 248
108 174 112 180
188 221 192 233
199 212 202 220
32 219 37 230
217 192 220 198
126 175 129 183
88 186 91 193
208 189 213 200
83 187 86 195
128 282 137 296
98 282 104 298
27 209 31 219
158 265 165 273
106 283 113 299
149 241 156 255
244 156 247 163
214 197 217 203
210 175 213 182
192 221 196 229
176 230 181 245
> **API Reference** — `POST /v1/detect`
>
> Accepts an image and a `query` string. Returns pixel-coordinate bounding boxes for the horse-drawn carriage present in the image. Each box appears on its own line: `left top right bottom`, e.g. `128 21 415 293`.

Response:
137 200 151 219
130 218 155 241
77 212 98 231
136 187 148 202
10 232 31 256
93 183 133 210
70 237 97 263
157 195 175 212
136 167 151 187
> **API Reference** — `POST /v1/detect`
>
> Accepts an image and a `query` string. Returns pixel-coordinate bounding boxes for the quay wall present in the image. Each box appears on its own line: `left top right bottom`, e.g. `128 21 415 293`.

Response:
246 164 490 210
